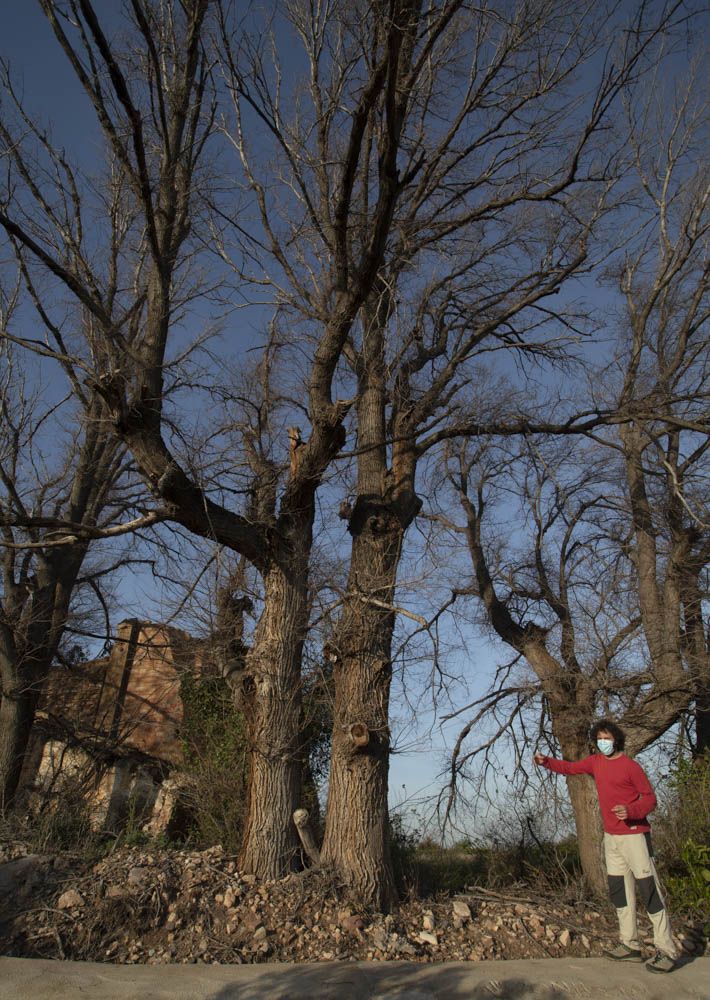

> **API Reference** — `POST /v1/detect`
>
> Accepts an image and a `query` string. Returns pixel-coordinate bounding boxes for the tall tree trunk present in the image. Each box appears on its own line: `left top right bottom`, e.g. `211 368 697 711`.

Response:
547 705 607 898
565 773 606 898
559 749 607 898
321 291 422 910
0 574 76 814
696 695 710 757
238 555 307 879
321 501 404 911
680 568 710 756
0 682 38 813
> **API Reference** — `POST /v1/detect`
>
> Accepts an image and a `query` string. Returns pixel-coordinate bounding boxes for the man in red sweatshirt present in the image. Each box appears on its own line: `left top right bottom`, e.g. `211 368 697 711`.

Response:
534 718 678 974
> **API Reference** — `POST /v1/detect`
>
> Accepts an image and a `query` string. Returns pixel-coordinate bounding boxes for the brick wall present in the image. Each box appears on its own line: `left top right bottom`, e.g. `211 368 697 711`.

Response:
37 620 200 764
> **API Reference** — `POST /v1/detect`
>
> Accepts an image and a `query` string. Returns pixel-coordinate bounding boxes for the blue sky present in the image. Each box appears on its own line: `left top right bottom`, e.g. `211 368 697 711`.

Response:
2 2 101 150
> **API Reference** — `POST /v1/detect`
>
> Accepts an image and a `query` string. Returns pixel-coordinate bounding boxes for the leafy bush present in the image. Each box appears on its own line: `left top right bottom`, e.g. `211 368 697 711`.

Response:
656 751 710 924
177 671 249 852
665 840 710 916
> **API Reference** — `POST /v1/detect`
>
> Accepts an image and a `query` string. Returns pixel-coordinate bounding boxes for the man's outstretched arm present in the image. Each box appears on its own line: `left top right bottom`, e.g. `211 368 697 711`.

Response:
533 751 595 776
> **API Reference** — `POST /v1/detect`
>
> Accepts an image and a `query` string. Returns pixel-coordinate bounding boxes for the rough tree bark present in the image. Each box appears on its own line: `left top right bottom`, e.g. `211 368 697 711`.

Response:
238 548 310 876
680 565 710 755
321 497 414 908
553 716 607 898
321 285 422 908
0 677 38 812
0 546 98 810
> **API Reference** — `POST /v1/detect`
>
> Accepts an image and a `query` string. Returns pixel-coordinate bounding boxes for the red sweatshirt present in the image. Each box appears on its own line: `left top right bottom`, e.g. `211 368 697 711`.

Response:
541 753 657 835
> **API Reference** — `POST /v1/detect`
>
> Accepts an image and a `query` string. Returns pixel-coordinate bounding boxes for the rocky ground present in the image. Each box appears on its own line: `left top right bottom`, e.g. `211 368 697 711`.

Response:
1 841 706 966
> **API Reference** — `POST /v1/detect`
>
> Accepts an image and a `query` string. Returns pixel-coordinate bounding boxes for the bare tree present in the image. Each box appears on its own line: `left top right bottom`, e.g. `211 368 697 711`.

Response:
0 329 147 810
217 0 600 896
0 0 216 802
613 60 710 752
437 436 653 895
0 0 439 881
436 66 709 895
316 1 697 906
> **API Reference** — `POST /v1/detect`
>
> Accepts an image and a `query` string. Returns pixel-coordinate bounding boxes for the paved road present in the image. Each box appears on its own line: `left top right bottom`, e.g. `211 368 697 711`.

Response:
0 956 708 1000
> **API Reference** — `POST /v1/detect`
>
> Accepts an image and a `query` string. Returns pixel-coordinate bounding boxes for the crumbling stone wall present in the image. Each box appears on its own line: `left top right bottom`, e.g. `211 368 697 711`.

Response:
20 620 202 832
36 619 195 761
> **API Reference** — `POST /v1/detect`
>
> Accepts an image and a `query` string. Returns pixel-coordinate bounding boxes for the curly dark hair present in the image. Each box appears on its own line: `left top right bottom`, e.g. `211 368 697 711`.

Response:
590 718 626 752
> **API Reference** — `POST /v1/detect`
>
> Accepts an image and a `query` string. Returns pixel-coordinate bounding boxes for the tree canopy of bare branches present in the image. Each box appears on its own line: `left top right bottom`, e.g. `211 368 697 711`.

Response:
435 63 709 895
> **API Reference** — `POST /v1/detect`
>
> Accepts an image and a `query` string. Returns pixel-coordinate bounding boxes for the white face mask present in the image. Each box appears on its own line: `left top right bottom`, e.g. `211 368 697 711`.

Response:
597 738 615 756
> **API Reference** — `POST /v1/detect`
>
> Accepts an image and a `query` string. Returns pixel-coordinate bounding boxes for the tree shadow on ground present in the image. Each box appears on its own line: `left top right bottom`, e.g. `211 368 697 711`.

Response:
207 965 574 1000
205 955 709 1000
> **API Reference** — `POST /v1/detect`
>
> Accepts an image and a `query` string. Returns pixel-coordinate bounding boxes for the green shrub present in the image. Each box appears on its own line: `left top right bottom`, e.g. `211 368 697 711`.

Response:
665 839 710 917
656 751 710 925
177 671 249 852
389 812 421 893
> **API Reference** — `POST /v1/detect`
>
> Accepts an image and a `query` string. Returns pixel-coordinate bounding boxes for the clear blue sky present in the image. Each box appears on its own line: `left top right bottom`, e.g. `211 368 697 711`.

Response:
2 2 102 149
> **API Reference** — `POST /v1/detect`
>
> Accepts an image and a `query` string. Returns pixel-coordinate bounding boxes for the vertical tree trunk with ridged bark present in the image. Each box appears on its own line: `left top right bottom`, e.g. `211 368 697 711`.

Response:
321 503 403 911
555 727 607 899
238 552 308 880
0 683 37 813
680 569 710 756
0 566 81 814
565 773 607 898
321 300 420 909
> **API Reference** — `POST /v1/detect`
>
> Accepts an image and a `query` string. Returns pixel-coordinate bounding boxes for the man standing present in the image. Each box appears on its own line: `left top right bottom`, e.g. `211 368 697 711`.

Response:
534 719 678 974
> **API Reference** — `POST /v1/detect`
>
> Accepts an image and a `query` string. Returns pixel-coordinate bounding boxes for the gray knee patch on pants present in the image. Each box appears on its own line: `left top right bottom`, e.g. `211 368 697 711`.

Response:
608 874 627 908
636 875 663 914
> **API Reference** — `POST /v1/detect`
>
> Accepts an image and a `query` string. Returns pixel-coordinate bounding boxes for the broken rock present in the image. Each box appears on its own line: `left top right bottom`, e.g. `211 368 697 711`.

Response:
341 914 364 934
127 866 151 888
57 888 84 910
452 900 472 922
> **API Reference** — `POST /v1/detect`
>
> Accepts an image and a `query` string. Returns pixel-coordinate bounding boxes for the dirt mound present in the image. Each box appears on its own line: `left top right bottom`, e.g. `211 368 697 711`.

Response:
1 842 706 965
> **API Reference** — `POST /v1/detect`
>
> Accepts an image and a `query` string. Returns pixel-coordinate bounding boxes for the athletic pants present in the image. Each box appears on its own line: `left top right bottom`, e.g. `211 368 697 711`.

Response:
604 831 677 958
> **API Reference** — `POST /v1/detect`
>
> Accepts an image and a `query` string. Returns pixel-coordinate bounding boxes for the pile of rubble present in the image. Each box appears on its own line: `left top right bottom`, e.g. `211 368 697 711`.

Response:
1 842 706 965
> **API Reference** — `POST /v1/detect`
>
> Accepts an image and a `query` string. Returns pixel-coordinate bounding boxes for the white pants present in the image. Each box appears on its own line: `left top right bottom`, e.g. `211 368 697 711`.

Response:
604 832 677 958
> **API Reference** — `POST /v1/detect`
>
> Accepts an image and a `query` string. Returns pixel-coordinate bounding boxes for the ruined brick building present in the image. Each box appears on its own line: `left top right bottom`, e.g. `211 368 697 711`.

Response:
19 620 202 834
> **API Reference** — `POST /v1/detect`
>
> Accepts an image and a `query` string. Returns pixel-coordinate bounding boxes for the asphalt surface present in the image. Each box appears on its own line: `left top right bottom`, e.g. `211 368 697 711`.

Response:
0 956 708 1000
